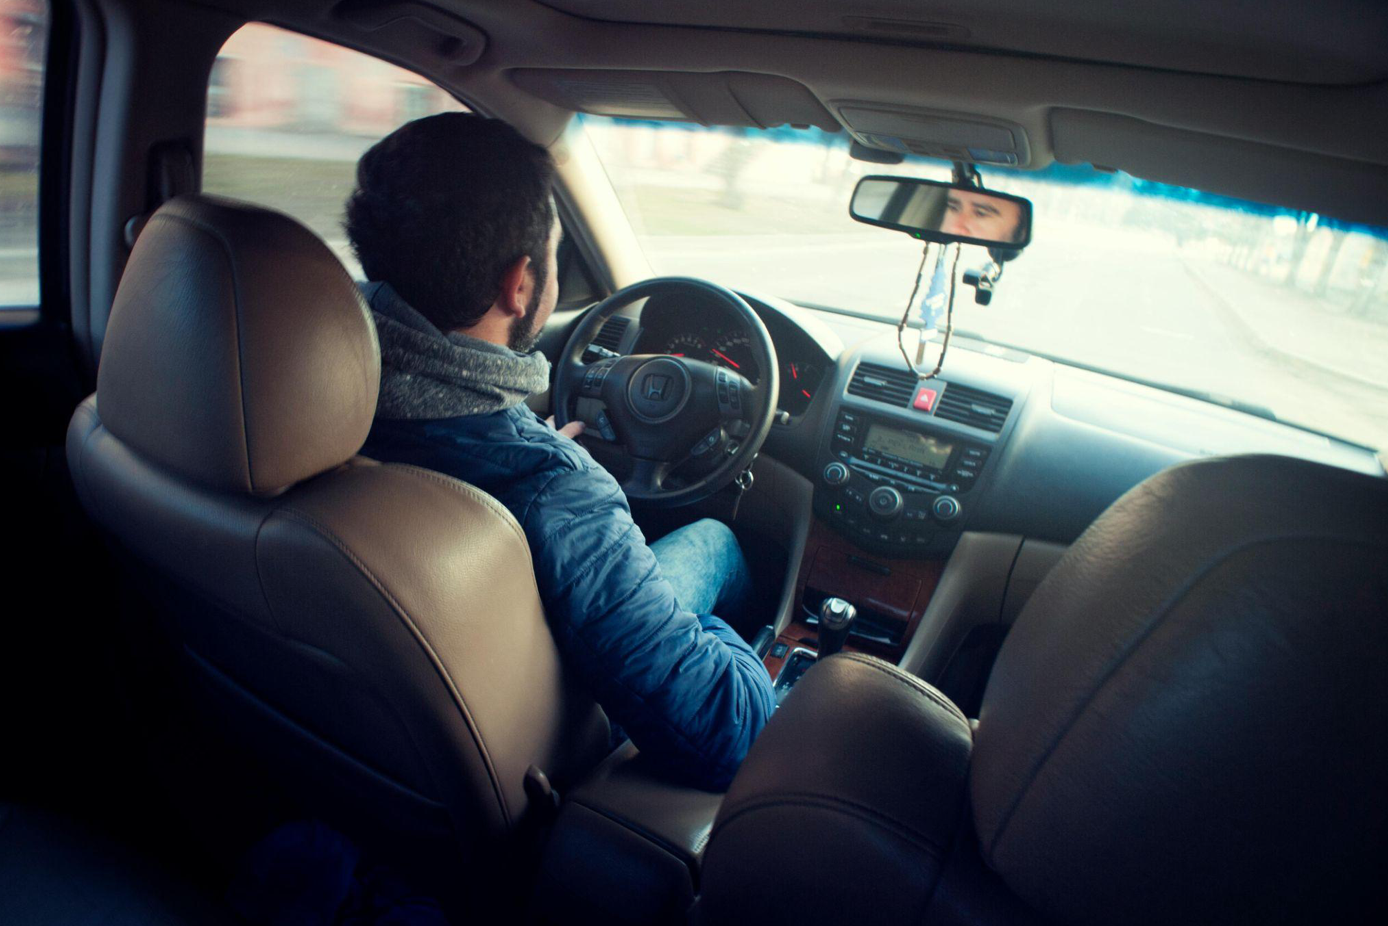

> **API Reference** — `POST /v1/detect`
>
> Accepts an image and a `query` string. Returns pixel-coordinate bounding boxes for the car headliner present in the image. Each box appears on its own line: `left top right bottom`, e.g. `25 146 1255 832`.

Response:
185 0 1388 227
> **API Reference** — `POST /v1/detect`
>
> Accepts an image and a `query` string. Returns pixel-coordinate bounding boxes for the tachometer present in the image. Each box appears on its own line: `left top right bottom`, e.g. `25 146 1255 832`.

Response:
664 333 706 357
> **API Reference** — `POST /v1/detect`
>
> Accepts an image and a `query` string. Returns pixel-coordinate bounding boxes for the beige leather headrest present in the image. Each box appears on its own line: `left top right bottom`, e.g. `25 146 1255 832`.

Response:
97 195 380 495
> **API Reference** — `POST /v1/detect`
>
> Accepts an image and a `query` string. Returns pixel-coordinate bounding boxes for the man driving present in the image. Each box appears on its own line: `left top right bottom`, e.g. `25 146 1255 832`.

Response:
346 113 775 791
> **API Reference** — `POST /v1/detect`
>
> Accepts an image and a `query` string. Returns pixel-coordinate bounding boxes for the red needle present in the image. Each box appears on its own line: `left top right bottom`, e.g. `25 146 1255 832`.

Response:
791 363 799 379
711 349 740 369
801 389 812 399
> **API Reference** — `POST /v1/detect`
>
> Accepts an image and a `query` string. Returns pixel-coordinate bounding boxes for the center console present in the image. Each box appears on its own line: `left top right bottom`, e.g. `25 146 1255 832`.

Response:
773 369 1014 696
815 407 991 558
762 515 945 688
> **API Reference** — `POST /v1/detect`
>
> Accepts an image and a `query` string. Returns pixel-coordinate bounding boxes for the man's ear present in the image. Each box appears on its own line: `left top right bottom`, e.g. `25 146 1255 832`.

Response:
497 255 534 320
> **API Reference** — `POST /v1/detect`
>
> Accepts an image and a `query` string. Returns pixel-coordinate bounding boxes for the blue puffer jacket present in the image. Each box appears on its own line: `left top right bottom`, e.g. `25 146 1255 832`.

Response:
361 406 775 790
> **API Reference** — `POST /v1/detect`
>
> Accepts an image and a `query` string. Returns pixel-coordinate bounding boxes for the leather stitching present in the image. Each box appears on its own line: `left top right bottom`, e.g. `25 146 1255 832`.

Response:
377 462 552 622
272 505 513 827
713 791 949 858
249 505 286 635
839 653 969 725
72 405 106 523
148 212 257 492
384 463 534 560
567 798 703 868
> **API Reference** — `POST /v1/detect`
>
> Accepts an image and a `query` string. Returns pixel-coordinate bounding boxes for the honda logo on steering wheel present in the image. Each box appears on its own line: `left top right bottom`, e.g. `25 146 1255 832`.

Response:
644 374 671 401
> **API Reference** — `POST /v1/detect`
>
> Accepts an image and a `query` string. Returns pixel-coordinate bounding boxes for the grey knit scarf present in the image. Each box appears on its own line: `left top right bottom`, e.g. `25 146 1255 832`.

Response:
366 282 551 420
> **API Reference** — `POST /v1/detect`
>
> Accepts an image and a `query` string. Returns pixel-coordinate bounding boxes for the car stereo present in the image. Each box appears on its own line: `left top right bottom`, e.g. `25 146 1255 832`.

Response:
816 408 990 555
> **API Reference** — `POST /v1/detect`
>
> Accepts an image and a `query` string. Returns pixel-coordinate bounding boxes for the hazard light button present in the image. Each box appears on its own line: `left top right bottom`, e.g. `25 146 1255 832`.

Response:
913 387 938 412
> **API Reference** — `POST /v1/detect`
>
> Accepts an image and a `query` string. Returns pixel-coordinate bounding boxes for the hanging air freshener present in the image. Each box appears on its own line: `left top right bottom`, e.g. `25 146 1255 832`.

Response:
915 244 953 365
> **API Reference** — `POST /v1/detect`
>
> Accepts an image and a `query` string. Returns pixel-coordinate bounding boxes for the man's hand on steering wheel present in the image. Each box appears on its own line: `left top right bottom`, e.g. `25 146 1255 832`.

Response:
546 415 586 440
553 278 780 507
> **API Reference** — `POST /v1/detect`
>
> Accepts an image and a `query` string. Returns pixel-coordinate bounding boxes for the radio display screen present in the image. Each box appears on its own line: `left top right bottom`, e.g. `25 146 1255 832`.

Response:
863 424 954 471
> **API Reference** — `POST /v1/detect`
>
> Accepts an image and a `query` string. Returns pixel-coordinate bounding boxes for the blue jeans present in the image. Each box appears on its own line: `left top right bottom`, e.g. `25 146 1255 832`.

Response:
649 518 753 624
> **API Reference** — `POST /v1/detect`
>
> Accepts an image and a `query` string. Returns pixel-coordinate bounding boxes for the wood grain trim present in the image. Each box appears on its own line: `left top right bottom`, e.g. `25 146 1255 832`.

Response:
765 517 944 679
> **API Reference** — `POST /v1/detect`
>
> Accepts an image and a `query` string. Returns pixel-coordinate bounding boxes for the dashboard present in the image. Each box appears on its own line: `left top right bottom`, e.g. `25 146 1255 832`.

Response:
792 319 1383 557
579 289 1384 558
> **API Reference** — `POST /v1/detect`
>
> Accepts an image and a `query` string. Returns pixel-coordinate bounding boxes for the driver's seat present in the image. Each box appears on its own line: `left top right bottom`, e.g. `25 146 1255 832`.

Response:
65 196 610 900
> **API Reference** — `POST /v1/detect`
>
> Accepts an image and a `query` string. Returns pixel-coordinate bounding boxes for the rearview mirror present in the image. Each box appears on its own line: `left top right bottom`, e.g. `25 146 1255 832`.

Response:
850 176 1032 249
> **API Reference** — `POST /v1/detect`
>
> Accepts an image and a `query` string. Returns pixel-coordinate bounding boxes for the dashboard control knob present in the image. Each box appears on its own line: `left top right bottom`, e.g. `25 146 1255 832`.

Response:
867 486 903 520
932 495 961 522
822 462 850 486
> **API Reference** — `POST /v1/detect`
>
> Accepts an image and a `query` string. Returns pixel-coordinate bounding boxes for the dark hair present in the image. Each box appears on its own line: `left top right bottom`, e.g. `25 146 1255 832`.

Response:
345 112 556 331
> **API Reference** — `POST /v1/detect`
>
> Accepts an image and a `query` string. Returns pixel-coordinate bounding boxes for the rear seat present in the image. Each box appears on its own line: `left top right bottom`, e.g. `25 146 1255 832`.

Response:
0 802 236 925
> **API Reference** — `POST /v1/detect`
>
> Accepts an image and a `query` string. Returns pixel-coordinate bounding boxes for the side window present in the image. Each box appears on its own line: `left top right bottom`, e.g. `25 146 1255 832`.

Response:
0 0 48 309
203 23 464 276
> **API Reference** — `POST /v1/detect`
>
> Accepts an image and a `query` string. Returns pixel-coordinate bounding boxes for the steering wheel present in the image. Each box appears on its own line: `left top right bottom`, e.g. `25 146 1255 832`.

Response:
554 277 779 507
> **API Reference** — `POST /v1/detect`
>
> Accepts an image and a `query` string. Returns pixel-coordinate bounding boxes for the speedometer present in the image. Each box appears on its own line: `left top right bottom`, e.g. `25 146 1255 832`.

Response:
710 331 758 382
664 333 706 357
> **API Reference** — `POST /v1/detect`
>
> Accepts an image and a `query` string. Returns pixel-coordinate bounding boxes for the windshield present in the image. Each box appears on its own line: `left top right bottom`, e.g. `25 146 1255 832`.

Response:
579 116 1388 454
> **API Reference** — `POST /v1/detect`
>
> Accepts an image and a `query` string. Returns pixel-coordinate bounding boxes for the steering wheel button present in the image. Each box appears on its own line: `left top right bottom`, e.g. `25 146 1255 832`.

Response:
595 410 618 442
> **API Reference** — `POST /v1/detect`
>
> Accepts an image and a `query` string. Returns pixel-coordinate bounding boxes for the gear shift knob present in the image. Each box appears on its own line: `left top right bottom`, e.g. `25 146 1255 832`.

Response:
817 597 858 659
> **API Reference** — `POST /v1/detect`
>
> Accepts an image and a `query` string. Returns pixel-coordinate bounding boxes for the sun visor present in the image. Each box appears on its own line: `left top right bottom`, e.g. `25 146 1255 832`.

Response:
507 69 839 131
332 0 486 65
836 105 1031 167
1051 109 1388 227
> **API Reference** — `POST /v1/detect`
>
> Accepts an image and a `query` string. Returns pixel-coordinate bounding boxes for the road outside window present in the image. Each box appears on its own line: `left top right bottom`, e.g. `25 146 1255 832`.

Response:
581 116 1388 453
0 0 46 309
203 23 465 276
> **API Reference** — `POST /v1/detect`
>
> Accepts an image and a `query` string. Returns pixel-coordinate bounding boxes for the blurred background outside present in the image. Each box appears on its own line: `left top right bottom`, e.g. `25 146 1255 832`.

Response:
0 0 44 306
2 8 1385 451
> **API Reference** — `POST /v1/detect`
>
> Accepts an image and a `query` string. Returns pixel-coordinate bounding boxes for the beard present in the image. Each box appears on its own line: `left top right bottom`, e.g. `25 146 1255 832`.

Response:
507 263 547 352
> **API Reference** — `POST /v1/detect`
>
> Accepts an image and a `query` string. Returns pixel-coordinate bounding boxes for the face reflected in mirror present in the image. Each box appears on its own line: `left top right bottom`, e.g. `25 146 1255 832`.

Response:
942 189 1024 244
850 176 1031 248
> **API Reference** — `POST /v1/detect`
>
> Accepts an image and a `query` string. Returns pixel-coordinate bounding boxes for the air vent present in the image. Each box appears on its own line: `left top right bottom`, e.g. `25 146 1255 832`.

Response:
935 383 1013 432
846 362 918 407
588 315 630 354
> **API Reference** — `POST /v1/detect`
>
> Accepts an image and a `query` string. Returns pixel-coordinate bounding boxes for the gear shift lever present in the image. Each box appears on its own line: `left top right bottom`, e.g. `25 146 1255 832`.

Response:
817 597 858 659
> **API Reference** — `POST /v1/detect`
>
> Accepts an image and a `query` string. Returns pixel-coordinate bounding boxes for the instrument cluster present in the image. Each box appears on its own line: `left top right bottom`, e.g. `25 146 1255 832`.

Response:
637 307 825 417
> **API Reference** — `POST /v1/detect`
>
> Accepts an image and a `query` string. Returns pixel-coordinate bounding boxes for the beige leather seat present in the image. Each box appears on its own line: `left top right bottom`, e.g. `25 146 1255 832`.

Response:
697 454 1388 925
65 196 609 906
